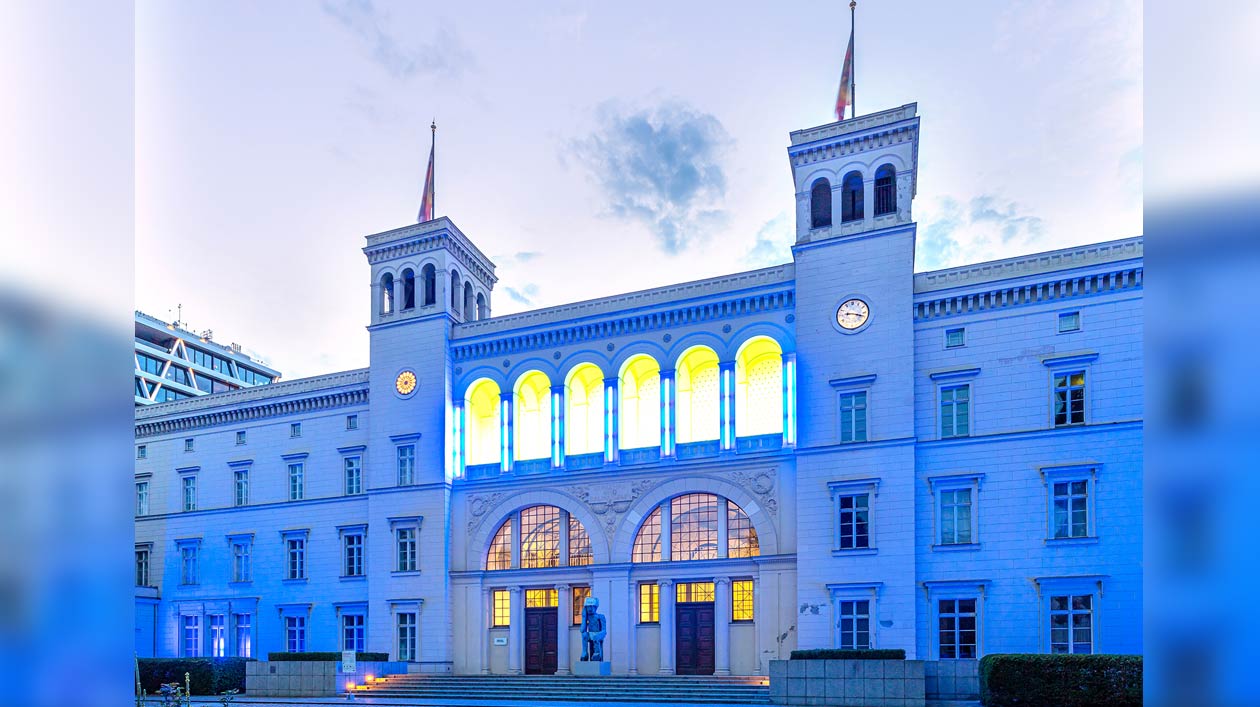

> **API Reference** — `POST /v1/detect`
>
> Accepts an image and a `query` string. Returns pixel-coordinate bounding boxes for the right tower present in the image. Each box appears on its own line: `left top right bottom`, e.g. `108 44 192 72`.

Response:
788 104 923 655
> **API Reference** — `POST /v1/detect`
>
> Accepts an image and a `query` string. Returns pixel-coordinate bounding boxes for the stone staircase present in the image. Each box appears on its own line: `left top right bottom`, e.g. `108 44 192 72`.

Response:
350 674 772 704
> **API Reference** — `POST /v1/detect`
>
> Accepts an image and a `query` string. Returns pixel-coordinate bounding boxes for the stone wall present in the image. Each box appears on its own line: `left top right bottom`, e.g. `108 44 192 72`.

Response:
770 659 926 707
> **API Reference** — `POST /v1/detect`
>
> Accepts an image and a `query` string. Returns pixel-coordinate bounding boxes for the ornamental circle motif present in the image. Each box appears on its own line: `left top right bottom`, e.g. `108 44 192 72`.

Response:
502 359 511 368
663 333 672 342
786 314 796 324
454 366 462 375
606 343 615 352
553 351 562 360
722 324 732 333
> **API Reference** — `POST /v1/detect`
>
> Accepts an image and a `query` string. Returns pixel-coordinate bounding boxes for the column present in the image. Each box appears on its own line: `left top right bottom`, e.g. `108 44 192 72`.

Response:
658 579 675 675
626 580 638 675
510 511 521 569
660 368 676 458
714 577 732 676
480 588 491 673
719 361 736 450
551 384 566 468
863 174 875 229
751 576 762 675
603 376 619 463
500 391 514 473
717 498 729 559
507 586 523 674
659 501 672 562
556 584 572 675
559 510 570 567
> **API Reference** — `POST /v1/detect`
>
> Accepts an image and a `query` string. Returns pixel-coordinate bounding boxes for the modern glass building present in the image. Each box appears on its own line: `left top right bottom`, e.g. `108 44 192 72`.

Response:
134 104 1142 676
134 310 280 405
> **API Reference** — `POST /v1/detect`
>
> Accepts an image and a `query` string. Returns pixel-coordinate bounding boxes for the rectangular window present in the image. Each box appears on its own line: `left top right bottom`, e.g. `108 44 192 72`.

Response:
572 586 591 625
940 488 973 545
236 430 246 445
180 546 198 585
1053 371 1086 426
1053 480 1090 538
677 581 716 603
1058 311 1081 333
1050 594 1093 654
290 422 301 437
135 481 149 516
397 444 415 486
344 456 362 495
940 384 970 438
346 414 359 430
232 540 251 582
342 614 365 652
208 615 226 658
492 589 511 627
184 438 194 452
181 615 200 657
343 533 364 577
838 391 868 443
938 599 978 659
135 547 150 587
234 614 252 658
182 476 197 511
232 470 248 506
288 463 304 501
396 527 417 572
945 328 966 348
286 538 306 580
836 600 871 650
837 494 870 549
397 612 417 661
285 616 306 653
525 588 559 608
639 583 660 624
732 580 754 622
137 445 147 459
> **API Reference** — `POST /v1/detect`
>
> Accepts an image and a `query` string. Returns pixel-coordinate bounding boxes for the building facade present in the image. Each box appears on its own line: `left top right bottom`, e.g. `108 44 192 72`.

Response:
135 310 280 405
134 104 1143 675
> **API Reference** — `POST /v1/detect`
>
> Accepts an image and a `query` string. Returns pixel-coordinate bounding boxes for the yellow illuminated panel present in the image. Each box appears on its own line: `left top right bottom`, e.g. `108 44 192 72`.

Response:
732 580 755 621
465 378 502 465
492 589 510 627
639 583 660 623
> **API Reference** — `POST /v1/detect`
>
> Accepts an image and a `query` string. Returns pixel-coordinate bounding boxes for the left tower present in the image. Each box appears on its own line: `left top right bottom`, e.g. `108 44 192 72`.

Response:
362 217 497 667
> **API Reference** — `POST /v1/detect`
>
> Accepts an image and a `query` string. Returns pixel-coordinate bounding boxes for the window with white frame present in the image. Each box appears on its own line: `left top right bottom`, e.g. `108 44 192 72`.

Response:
1052 480 1090 538
342 613 366 652
208 614 227 657
940 384 970 438
234 613 252 657
397 444 415 486
182 475 197 512
290 422 301 438
231 537 252 582
285 616 306 652
827 583 881 650
135 546 150 586
1058 311 1081 333
1049 594 1094 654
344 456 362 495
838 391 868 443
179 543 199 584
397 612 418 661
346 414 359 430
937 598 978 658
397 527 417 572
236 430 246 445
288 462 304 501
945 327 966 348
184 438 194 452
234 469 249 507
837 494 870 549
342 529 365 577
285 535 307 580
137 444 147 459
135 481 149 516
181 615 201 657
1053 371 1087 426
930 474 982 547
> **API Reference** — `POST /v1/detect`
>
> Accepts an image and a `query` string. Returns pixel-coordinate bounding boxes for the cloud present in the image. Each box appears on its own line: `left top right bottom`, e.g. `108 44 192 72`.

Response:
320 0 473 80
503 284 540 306
570 100 732 254
917 195 1047 271
743 213 793 268
492 251 542 266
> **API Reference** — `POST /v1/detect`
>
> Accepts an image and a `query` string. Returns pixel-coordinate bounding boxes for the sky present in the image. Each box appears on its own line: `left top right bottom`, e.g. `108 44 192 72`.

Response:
135 0 1142 380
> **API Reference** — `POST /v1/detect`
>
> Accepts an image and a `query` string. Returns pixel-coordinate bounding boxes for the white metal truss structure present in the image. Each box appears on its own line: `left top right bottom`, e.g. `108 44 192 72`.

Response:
135 310 281 406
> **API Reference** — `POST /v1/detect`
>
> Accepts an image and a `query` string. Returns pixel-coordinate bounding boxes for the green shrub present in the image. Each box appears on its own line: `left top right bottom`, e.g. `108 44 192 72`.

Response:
138 658 253 696
789 648 906 660
979 654 1142 707
266 651 389 662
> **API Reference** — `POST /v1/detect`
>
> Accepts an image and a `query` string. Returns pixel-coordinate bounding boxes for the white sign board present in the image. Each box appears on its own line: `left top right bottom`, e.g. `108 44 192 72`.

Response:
341 650 357 674
493 637 508 646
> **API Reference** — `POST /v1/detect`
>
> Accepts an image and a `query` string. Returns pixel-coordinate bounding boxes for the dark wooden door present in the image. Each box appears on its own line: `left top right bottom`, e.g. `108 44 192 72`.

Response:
524 608 558 675
675 602 715 675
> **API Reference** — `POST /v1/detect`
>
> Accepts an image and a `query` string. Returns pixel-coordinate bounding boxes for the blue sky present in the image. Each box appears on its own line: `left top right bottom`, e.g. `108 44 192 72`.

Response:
135 0 1141 379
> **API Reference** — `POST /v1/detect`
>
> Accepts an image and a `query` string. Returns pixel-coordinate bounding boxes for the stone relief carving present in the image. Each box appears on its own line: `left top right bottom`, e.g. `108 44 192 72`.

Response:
466 492 509 535
566 478 657 538
729 467 778 519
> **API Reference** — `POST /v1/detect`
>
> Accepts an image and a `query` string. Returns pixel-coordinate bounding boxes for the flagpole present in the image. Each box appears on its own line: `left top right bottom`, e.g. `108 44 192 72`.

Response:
430 119 436 217
850 0 856 119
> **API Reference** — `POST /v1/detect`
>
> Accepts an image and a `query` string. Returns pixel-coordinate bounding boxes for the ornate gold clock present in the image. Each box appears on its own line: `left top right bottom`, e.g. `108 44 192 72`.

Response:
836 298 870 330
395 370 417 396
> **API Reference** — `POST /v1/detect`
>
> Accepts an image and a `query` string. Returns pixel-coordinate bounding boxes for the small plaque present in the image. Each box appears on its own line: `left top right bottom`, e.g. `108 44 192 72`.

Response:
341 650 356 674
493 637 508 646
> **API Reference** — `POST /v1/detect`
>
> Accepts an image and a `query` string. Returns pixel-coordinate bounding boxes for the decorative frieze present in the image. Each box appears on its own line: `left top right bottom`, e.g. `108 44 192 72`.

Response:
914 267 1142 322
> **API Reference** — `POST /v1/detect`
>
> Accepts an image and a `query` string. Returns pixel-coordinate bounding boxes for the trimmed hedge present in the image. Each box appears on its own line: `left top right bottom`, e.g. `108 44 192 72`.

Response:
266 651 389 662
138 658 252 696
979 654 1142 707
789 648 906 660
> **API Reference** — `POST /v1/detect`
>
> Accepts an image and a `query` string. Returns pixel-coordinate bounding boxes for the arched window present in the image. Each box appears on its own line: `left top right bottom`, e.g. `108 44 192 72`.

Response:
810 178 832 229
874 164 896 216
735 336 783 438
485 505 594 570
676 346 720 444
565 363 604 456
476 293 488 319
513 370 551 461
379 273 394 315
401 268 416 310
619 354 660 450
421 264 436 306
450 270 461 312
841 171 864 223
464 282 476 320
465 378 501 466
631 493 760 563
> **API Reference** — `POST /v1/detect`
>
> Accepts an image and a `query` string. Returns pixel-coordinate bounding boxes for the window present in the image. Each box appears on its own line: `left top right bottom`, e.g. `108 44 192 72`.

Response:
728 503 760 558
938 599 978 659
209 615 226 657
572 586 591 625
513 370 552 461
401 268 416 310
1050 595 1093 654
182 476 197 512
837 494 870 549
464 378 502 466
397 444 415 486
343 532 365 577
526 588 559 608
396 527 417 572
672 493 718 561
631 507 661 563
184 438 194 452
940 384 970 438
939 489 973 545
182 616 201 657
840 171 864 223
810 178 833 229
234 470 249 507
569 515 593 566
135 547 150 586
450 270 460 310
639 583 660 623
945 328 965 348
290 422 301 438
1053 480 1090 539
342 614 366 652
286 538 306 580
285 616 306 653
346 414 359 430
1053 371 1086 426
565 363 605 456
234 614 252 658
236 430 246 445
135 481 149 516
677 581 715 602
397 612 417 660
1058 311 1081 333
232 539 252 582
344 456 362 495
838 391 867 443
180 545 198 585
836 600 871 649
288 462 304 501
735 336 784 438
675 346 721 444
632 494 759 563
421 264 437 307
487 518 512 570
520 505 560 568
137 445 147 459
492 590 510 627
874 164 896 216
619 354 661 450
732 580 754 622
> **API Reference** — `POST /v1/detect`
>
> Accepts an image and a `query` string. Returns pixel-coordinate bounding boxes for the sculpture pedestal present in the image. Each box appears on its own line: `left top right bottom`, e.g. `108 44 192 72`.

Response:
573 661 611 676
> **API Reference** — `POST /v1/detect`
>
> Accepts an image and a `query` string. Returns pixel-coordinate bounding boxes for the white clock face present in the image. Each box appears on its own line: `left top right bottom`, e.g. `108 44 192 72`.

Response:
836 298 870 330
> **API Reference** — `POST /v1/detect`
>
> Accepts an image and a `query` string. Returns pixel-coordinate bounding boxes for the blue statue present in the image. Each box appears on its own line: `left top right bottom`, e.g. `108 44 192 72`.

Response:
579 596 607 662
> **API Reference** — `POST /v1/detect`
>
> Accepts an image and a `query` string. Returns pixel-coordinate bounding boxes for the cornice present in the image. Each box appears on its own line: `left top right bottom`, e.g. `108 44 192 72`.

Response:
914 237 1143 294
362 217 498 286
914 265 1142 322
135 369 368 421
